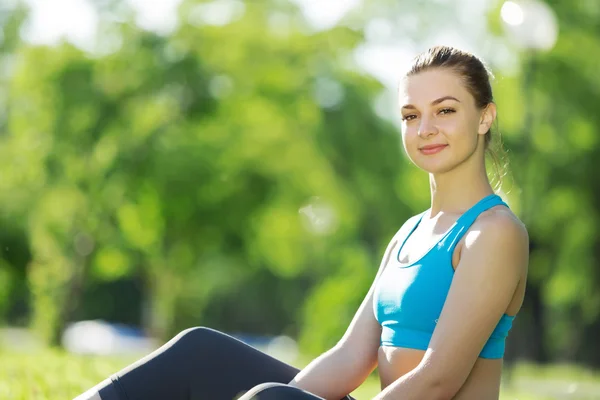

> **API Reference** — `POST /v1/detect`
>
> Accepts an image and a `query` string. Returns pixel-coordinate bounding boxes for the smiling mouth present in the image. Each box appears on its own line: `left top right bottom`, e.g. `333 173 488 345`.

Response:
419 144 448 155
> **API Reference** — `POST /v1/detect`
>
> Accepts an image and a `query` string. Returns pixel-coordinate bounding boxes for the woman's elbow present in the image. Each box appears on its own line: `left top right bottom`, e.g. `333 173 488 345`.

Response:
429 377 462 400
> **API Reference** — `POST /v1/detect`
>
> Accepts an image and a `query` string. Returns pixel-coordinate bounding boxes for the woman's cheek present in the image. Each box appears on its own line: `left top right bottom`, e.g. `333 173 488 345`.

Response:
402 133 420 162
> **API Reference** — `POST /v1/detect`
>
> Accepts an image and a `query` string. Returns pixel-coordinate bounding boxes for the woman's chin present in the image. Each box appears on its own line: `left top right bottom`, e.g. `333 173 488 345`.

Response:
413 159 456 175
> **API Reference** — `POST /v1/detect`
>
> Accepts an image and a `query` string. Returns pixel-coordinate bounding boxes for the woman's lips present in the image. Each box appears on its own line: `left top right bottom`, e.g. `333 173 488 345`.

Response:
419 144 448 155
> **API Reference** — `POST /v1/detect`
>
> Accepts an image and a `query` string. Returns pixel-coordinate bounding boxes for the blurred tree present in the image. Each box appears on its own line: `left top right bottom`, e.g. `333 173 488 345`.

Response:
0 2 34 327
486 0 600 367
1 0 411 346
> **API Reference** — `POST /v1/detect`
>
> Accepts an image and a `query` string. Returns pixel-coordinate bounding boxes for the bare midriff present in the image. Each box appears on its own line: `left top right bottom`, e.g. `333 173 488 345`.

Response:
377 346 503 400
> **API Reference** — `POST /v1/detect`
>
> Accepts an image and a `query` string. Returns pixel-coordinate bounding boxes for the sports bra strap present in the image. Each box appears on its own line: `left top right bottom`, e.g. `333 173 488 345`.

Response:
441 194 508 254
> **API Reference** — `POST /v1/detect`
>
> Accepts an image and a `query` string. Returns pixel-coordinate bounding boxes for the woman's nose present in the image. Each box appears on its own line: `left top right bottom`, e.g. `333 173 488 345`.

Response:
418 117 438 138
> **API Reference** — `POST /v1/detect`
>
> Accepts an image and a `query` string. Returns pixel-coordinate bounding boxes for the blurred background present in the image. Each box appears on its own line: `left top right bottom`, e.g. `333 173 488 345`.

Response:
1 0 600 399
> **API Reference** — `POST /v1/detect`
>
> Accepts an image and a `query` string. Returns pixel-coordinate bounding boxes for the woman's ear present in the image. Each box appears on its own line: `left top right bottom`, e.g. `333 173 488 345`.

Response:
478 103 497 135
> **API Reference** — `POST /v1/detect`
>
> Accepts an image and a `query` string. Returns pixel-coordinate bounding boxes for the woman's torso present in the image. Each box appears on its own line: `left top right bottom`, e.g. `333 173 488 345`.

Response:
374 201 527 399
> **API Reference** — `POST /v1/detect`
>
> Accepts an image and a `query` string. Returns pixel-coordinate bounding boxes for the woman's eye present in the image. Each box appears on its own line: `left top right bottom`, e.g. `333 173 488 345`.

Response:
402 114 417 121
439 108 455 115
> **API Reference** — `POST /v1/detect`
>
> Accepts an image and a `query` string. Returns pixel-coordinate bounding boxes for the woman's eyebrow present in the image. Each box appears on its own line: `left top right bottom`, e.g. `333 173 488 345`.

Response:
401 96 461 110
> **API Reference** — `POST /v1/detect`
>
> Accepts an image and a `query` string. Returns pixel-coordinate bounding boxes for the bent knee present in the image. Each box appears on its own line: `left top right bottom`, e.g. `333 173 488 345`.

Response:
241 383 323 400
239 383 288 400
168 326 224 351
176 326 217 339
250 382 289 391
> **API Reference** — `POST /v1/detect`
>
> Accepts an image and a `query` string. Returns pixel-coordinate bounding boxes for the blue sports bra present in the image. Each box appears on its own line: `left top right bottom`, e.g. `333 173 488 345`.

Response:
373 194 515 359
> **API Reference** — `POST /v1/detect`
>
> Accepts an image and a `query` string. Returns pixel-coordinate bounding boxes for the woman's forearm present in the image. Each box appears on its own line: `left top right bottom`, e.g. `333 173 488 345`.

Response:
289 344 376 400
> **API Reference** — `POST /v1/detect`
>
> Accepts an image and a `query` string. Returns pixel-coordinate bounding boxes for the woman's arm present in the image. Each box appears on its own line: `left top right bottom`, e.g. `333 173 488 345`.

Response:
373 212 529 400
289 224 408 400
287 341 375 400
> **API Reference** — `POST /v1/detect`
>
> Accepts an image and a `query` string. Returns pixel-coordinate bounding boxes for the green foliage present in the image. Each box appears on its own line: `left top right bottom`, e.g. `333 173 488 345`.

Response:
484 1 600 363
0 0 411 347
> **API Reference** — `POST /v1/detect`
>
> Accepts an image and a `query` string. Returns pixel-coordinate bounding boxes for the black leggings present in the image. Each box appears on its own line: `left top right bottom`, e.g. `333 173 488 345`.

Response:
96 327 356 400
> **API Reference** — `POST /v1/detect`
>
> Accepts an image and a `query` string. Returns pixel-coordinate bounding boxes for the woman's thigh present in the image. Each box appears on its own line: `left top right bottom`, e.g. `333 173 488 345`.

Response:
99 327 301 400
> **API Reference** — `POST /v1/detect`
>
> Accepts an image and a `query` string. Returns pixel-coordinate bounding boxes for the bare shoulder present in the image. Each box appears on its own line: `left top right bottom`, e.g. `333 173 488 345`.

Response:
464 206 529 266
477 205 528 241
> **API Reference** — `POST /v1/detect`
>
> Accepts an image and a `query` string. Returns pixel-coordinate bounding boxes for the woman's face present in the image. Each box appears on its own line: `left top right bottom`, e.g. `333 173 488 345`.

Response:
398 68 493 175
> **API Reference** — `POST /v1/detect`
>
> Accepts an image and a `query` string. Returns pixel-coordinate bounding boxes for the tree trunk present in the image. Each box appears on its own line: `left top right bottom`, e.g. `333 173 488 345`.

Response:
524 280 549 363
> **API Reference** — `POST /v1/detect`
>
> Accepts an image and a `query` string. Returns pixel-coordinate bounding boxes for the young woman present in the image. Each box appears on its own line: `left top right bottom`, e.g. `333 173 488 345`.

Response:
76 46 529 400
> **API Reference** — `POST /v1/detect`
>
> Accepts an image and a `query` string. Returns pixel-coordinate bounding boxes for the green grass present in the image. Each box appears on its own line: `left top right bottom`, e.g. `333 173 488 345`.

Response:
1 349 599 399
0 348 137 399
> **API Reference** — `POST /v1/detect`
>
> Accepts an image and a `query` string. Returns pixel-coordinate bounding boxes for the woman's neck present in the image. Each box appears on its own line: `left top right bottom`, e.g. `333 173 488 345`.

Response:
428 158 494 217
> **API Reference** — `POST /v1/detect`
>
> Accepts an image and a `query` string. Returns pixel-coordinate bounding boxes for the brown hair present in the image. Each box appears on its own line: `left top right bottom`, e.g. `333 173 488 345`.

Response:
405 46 508 191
